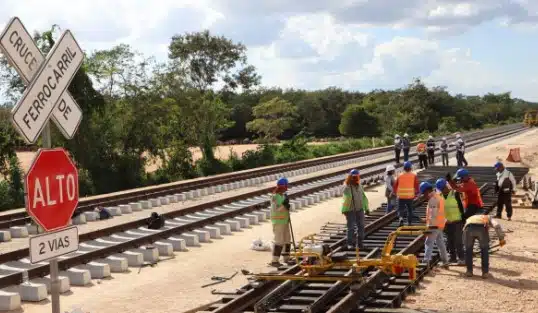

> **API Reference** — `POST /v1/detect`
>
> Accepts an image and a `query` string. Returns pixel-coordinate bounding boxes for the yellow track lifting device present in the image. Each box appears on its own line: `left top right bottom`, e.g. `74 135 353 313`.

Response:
250 226 430 283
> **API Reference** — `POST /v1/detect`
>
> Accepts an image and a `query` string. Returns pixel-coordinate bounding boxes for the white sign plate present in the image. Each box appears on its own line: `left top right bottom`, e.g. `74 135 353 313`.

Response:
29 226 79 264
10 29 83 143
0 17 83 140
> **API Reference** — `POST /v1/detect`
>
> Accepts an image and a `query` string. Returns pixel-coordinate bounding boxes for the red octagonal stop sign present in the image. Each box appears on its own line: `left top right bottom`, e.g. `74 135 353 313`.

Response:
25 148 79 231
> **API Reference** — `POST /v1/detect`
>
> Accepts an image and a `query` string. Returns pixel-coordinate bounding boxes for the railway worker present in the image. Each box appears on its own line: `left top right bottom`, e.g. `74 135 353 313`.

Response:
436 178 465 264
455 135 468 167
416 142 428 169
270 177 293 267
384 165 397 213
463 210 506 278
341 169 370 250
402 133 411 162
393 161 420 226
446 168 484 221
394 134 402 164
426 135 436 165
494 162 516 220
419 181 450 268
440 137 449 166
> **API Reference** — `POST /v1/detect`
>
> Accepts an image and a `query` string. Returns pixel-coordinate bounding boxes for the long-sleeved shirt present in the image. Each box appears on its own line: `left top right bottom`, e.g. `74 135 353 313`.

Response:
465 215 505 241
440 141 449 153
497 169 516 189
393 173 420 197
449 178 482 206
456 139 465 152
426 139 435 151
394 138 402 150
385 174 395 195
402 138 411 149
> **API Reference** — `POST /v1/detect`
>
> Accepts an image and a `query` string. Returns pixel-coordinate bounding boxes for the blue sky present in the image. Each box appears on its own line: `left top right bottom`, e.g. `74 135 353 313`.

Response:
1 0 538 101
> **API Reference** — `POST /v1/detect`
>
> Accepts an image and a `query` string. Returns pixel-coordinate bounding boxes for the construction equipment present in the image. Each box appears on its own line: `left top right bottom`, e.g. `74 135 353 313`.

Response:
524 110 538 127
246 226 430 284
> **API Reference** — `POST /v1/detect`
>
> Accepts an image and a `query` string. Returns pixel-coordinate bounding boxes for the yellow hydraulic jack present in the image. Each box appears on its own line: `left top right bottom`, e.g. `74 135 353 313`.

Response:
250 226 430 283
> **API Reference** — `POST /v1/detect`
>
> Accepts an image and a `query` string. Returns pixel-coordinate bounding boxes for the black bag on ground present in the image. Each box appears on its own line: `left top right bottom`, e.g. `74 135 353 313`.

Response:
99 208 112 220
147 212 165 230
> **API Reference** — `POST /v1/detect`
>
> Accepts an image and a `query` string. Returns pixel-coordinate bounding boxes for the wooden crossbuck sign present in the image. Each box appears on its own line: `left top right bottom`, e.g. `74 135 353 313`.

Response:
0 17 83 143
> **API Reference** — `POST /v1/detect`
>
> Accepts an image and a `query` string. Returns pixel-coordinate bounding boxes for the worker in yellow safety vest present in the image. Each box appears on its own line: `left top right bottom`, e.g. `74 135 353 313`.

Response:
436 178 465 265
463 211 506 278
269 177 292 267
420 181 449 268
341 169 370 250
393 161 420 226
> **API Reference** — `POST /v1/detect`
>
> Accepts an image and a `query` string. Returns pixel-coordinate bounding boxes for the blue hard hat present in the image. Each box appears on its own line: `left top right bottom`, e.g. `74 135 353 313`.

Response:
349 169 360 176
494 161 503 168
435 178 447 191
277 177 289 186
419 181 433 194
403 161 412 170
456 168 469 178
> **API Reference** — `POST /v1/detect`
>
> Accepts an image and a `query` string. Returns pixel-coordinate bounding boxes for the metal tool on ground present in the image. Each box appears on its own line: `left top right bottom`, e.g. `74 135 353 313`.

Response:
201 271 238 288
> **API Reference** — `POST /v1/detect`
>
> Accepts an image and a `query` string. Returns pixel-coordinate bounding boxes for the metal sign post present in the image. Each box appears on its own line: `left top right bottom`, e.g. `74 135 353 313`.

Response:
0 16 84 313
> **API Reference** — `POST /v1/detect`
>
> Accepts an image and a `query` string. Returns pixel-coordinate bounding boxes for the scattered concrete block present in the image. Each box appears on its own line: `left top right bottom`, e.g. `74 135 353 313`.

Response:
0 290 21 310
188 190 196 199
223 219 241 231
160 237 186 251
83 211 99 221
203 226 222 239
191 230 210 243
130 202 143 211
175 193 187 201
201 188 208 196
119 204 132 214
167 195 178 203
215 185 222 192
114 252 143 267
243 214 259 225
76 262 111 279
250 211 266 222
4 282 47 302
153 241 174 256
150 198 160 207
131 247 159 263
31 276 70 293
159 197 169 205
195 189 202 197
95 256 128 273
260 209 271 219
213 223 232 235
140 200 152 210
0 230 11 242
232 216 250 228
26 224 41 235
71 214 87 225
107 207 122 216
177 233 199 246
60 268 91 286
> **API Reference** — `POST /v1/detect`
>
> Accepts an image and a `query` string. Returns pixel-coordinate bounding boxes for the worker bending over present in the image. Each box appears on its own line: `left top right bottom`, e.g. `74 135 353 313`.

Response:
463 211 506 278
402 133 411 161
393 161 420 226
440 137 449 166
420 181 449 268
384 165 396 213
341 169 370 250
494 162 516 220
447 168 484 221
394 134 402 164
436 178 465 264
417 142 428 169
426 135 436 165
270 177 293 267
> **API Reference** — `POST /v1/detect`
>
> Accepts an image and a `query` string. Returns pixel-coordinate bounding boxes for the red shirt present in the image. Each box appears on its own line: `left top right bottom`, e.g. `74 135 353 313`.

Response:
449 178 482 207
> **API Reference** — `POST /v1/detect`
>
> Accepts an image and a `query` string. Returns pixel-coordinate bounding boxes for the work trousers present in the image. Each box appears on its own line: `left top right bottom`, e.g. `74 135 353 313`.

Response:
397 198 418 225
444 221 465 262
427 150 435 164
272 223 291 245
403 148 410 162
496 193 513 218
424 229 449 263
386 195 397 213
418 154 428 169
462 204 481 222
463 224 490 274
441 152 449 166
394 148 401 163
456 151 468 167
344 210 365 247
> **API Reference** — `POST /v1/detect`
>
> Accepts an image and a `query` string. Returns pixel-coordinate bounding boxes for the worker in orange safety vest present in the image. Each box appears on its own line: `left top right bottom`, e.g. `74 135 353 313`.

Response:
420 181 449 268
393 161 420 226
417 142 428 169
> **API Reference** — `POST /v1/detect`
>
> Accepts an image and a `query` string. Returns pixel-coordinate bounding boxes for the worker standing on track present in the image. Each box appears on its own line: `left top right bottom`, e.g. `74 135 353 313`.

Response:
463 210 506 278
341 169 370 250
447 168 484 221
270 177 293 267
393 161 420 226
426 135 436 165
455 135 468 167
440 137 449 166
436 178 465 265
417 142 428 169
385 165 397 213
420 181 450 268
394 134 402 164
494 162 516 221
402 133 411 162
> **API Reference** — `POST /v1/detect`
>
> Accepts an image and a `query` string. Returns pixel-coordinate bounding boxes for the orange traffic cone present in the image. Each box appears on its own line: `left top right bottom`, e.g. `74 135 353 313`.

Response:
506 147 522 162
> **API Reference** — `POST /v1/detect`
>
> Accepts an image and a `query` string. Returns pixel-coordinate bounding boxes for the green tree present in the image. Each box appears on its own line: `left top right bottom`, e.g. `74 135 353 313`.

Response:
339 104 381 137
246 97 297 140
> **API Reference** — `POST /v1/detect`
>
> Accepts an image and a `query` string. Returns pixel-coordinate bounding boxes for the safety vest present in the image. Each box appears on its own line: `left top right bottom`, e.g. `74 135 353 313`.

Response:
443 191 461 222
417 143 426 154
271 193 289 224
341 185 369 213
426 193 446 230
465 214 489 226
396 172 416 199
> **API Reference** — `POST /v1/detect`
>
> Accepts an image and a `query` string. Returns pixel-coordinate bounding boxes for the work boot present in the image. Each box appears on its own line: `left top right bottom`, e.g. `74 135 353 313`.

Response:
269 245 283 267
398 218 404 227
465 271 473 277
482 272 492 279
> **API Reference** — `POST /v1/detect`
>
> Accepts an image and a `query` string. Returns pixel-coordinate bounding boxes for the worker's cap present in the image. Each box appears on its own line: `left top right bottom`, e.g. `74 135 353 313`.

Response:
435 178 448 191
403 161 412 169
276 177 289 186
403 133 409 137
419 181 433 194
349 169 360 176
455 168 469 179
428 135 433 139
494 161 503 169
386 165 395 172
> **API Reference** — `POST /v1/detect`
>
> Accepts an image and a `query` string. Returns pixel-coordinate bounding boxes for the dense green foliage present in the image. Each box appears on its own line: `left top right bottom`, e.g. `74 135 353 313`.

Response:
0 26 536 211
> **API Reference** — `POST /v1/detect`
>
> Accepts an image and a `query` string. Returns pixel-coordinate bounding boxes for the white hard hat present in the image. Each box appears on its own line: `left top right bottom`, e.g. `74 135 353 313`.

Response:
428 135 433 139
395 134 400 138
404 133 409 137
456 134 461 138
442 137 446 140
458 138 463 143
386 165 395 172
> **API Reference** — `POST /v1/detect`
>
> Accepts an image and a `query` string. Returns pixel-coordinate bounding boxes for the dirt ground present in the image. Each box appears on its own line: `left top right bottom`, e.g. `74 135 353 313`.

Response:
15 129 538 313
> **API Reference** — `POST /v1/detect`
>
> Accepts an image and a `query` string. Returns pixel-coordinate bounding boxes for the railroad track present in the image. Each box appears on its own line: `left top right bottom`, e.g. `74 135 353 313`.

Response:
0 127 528 311
0 123 525 233
194 166 528 313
